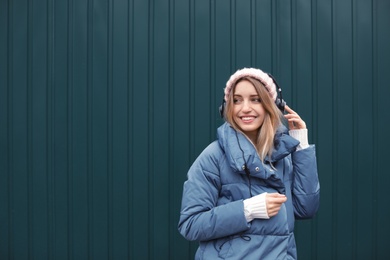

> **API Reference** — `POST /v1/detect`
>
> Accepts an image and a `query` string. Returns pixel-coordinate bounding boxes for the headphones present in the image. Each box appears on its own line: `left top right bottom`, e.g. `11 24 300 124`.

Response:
219 73 286 118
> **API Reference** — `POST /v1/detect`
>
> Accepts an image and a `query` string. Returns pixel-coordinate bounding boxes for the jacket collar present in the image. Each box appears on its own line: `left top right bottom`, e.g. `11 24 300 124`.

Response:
217 122 299 179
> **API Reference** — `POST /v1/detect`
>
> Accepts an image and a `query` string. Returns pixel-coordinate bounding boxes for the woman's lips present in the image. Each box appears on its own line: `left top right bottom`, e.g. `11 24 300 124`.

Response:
240 116 256 123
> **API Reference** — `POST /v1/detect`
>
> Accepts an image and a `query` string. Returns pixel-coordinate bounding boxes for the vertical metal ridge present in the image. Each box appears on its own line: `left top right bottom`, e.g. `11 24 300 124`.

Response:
291 0 297 106
67 0 74 257
126 0 132 251
107 0 114 258
371 0 378 258
188 0 196 254
250 0 256 66
168 0 175 257
6 0 14 257
27 0 33 257
310 0 319 258
148 0 154 257
189 0 195 161
47 0 55 257
351 1 358 258
209 0 216 137
311 0 318 143
210 0 216 139
271 0 276 73
128 0 134 258
87 0 94 257
230 0 236 70
330 0 338 257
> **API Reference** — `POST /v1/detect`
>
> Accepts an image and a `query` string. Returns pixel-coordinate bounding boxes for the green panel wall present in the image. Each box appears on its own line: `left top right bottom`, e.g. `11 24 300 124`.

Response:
1 0 389 259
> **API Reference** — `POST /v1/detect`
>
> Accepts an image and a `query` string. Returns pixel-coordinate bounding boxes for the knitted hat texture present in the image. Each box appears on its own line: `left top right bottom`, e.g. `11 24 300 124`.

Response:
224 68 277 102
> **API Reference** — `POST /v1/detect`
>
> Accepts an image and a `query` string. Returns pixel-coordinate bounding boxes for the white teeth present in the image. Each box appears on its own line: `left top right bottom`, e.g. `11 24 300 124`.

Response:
242 117 254 120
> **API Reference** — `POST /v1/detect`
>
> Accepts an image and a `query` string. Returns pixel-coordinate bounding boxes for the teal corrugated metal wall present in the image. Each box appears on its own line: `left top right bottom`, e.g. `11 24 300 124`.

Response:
1 0 390 259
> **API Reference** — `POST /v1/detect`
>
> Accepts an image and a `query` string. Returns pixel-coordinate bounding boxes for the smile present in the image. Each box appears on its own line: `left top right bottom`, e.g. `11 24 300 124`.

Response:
240 116 257 122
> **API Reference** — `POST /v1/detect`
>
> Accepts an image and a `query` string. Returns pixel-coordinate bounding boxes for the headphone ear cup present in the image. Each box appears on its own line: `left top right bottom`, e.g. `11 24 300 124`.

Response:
219 105 224 118
267 73 286 113
219 100 225 118
275 98 286 113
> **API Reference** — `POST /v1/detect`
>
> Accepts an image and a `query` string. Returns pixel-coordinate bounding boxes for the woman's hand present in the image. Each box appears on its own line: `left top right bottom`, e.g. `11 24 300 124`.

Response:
284 105 307 130
266 193 287 217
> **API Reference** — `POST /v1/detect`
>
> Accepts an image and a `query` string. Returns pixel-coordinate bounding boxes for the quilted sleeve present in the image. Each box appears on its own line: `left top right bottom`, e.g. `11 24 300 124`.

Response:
291 145 320 219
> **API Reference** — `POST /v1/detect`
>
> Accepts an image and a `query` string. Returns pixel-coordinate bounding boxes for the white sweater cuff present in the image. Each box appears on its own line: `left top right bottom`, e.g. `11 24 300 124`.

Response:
243 192 269 222
289 129 309 150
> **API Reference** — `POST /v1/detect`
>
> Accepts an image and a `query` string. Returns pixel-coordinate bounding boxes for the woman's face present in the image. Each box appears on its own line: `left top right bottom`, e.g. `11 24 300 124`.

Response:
232 80 265 142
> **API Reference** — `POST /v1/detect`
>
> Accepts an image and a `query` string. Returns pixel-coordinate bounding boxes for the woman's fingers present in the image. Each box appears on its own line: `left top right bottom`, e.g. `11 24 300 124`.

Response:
284 105 306 129
284 105 295 114
266 193 287 217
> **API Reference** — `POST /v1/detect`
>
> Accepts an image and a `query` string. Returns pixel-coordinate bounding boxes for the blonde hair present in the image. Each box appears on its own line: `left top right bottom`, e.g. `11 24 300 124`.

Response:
225 77 282 161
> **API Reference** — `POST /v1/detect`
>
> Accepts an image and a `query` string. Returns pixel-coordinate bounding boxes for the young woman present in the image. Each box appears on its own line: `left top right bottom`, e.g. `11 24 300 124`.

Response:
178 68 320 259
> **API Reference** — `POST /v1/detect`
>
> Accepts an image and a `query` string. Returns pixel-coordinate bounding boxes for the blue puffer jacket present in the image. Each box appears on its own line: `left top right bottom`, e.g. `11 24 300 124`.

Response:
178 122 320 259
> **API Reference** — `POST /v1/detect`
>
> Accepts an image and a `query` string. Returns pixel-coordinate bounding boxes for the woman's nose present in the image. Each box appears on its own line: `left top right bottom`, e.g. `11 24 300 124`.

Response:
242 100 252 111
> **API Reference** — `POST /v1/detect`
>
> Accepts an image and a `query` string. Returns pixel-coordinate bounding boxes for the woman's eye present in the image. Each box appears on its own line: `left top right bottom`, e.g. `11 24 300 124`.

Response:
252 98 261 103
233 98 241 103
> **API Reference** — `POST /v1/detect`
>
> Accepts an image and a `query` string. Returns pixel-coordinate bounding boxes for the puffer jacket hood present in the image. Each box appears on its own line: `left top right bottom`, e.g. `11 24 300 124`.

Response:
217 122 299 172
218 123 299 194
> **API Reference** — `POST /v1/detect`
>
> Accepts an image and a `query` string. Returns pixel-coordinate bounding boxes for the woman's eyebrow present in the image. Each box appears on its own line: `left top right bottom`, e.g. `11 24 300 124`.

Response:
233 94 259 97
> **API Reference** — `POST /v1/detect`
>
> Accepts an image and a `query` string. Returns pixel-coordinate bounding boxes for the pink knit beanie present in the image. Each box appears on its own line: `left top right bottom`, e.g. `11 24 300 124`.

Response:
224 68 277 102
